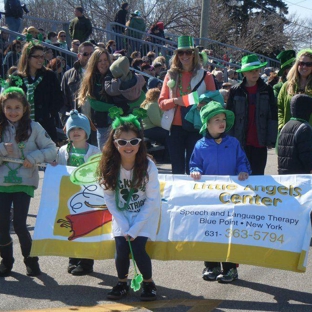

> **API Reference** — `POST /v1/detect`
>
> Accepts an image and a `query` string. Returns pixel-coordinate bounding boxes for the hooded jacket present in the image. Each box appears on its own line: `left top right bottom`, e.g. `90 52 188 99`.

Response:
278 94 312 174
127 15 146 39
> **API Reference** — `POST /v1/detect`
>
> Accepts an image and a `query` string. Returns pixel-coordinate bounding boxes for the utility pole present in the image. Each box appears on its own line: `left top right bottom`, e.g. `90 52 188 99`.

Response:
200 0 210 47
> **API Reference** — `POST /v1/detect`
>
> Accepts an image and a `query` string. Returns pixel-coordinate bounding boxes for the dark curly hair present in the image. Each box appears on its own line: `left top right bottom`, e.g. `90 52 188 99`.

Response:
0 91 32 142
98 122 149 190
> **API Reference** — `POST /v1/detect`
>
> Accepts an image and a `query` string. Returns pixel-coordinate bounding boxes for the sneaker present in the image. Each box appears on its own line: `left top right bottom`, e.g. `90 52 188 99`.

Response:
202 266 221 281
67 264 77 274
107 282 129 300
140 281 157 301
0 263 12 277
71 265 93 276
24 257 41 276
216 268 238 283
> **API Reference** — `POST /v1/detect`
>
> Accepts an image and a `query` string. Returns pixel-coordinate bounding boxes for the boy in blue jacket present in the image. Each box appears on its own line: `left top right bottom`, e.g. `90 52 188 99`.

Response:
189 101 251 283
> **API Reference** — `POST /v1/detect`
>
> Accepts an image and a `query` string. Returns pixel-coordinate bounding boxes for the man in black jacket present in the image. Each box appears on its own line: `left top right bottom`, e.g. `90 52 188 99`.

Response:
60 42 94 124
69 7 92 43
113 2 129 49
5 0 27 35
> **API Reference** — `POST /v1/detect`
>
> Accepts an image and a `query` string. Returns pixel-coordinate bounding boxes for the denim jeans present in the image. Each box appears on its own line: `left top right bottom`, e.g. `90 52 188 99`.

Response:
115 236 151 280
96 127 109 150
168 125 201 174
0 192 32 267
5 17 21 40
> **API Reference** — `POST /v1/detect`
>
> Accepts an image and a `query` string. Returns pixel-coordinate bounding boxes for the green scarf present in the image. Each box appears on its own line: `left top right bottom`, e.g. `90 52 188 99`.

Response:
23 76 43 120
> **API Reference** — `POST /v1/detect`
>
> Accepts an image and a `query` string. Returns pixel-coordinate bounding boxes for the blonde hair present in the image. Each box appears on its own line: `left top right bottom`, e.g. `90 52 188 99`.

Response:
78 48 112 106
169 48 201 75
286 52 312 95
140 88 160 108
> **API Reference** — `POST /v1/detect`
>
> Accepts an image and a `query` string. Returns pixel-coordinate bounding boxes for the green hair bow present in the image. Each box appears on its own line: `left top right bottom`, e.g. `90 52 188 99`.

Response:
108 107 147 130
26 33 43 54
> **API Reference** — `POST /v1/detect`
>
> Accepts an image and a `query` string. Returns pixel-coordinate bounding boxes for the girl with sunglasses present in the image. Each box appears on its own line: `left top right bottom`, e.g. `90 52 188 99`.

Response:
278 49 312 131
98 109 160 301
159 35 216 174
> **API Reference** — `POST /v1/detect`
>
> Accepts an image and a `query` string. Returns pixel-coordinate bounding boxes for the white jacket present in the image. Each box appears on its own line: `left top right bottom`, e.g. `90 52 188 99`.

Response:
57 143 101 165
103 158 161 240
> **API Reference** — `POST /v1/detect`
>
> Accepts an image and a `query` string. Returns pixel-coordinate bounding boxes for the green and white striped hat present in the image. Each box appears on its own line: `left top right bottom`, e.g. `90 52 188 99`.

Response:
236 54 267 73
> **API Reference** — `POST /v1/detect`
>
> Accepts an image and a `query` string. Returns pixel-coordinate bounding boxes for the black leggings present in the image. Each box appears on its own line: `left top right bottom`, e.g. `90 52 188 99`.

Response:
115 236 152 280
0 192 32 266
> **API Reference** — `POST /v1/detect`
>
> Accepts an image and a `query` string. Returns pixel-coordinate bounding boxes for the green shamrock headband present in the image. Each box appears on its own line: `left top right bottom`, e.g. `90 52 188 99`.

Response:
108 107 147 130
26 33 43 54
2 86 25 96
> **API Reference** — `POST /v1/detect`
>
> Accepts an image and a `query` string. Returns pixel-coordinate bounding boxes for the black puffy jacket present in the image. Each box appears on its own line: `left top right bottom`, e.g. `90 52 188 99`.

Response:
226 77 277 148
278 94 312 174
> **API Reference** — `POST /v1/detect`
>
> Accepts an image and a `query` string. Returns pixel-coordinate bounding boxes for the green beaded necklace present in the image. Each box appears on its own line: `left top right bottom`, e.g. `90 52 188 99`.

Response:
3 142 26 184
178 72 191 96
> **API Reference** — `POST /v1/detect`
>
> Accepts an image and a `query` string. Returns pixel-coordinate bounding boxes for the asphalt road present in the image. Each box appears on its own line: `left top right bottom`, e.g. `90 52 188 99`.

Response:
1 149 312 312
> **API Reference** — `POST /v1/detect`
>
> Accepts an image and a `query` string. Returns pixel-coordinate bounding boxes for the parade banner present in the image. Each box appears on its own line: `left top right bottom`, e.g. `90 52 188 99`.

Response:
31 165 312 272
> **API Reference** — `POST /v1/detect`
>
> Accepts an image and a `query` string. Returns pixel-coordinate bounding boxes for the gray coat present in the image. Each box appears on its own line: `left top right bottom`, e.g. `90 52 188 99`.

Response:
0 121 57 188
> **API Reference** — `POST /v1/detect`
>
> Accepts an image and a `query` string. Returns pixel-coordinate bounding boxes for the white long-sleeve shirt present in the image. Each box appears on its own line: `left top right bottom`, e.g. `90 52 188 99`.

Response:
103 158 161 240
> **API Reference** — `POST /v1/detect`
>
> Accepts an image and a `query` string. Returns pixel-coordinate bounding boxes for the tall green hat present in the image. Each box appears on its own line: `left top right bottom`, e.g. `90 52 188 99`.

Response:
236 54 267 73
276 50 296 76
176 36 194 50
199 101 235 135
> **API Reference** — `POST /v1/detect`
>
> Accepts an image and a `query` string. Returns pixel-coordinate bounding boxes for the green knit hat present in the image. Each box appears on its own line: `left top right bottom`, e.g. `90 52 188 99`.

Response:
236 54 267 73
297 49 312 59
176 36 194 50
199 101 235 135
277 50 296 76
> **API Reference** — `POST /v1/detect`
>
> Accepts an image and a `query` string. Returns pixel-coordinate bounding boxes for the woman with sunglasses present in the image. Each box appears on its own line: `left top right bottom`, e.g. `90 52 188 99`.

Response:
158 35 216 174
2 40 22 74
78 48 113 149
57 31 69 50
8 42 63 143
278 49 312 131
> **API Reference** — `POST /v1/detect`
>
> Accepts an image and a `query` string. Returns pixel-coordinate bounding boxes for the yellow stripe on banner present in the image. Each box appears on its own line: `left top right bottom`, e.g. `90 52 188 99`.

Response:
146 242 307 273
31 240 306 272
31 240 116 259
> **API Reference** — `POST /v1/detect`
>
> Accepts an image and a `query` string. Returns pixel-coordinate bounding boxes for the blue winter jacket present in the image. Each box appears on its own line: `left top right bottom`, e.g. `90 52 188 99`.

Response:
189 134 251 175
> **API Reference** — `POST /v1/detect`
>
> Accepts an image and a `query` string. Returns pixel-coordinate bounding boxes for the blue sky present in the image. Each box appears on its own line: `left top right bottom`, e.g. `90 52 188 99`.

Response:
285 0 312 19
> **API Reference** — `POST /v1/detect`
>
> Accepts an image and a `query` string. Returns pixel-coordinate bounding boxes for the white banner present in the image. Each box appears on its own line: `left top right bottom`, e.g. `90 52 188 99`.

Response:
31 165 312 272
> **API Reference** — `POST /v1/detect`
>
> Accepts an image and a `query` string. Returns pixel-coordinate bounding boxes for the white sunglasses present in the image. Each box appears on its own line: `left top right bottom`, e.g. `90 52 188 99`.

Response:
114 138 142 147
